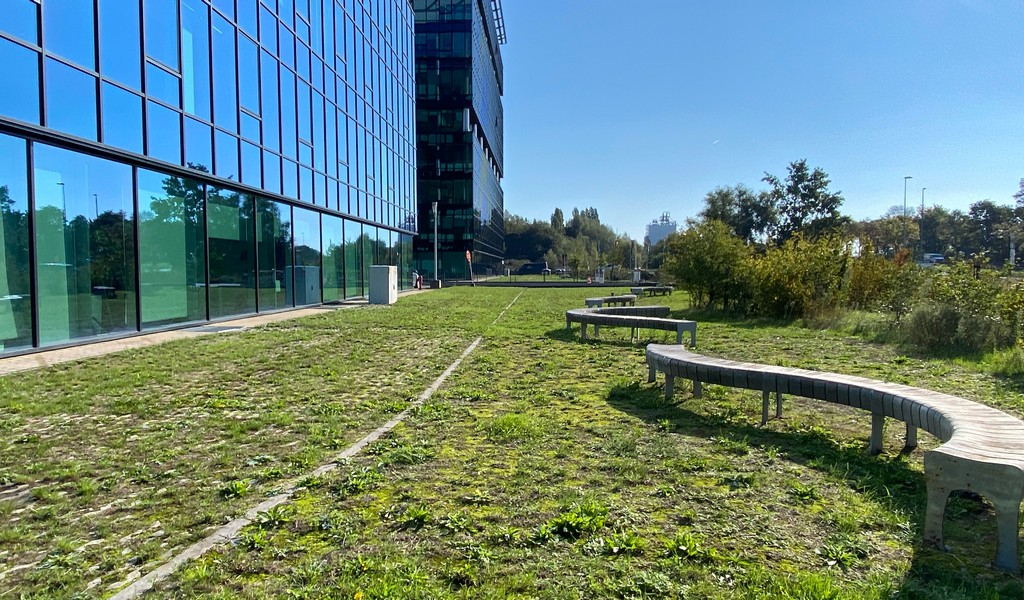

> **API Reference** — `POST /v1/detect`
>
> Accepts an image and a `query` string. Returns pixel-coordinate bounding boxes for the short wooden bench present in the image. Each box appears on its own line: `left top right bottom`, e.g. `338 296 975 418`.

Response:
584 294 638 308
630 285 674 297
565 306 696 346
645 343 1024 573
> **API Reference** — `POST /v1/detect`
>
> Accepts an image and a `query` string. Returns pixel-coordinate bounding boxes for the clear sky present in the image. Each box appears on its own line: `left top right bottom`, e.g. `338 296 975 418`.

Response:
498 0 1024 241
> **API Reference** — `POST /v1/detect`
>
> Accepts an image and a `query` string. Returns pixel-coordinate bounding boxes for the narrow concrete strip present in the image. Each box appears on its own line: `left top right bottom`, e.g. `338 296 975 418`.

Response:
109 291 521 599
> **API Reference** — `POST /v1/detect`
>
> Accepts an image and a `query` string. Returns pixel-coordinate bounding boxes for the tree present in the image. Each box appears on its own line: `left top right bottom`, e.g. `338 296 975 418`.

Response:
550 207 564 232
698 185 776 245
762 159 847 243
662 220 749 310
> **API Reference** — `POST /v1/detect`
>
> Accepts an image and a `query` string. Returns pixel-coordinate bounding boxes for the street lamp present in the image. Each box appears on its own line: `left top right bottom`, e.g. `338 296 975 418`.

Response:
432 200 438 282
903 176 913 249
920 187 926 216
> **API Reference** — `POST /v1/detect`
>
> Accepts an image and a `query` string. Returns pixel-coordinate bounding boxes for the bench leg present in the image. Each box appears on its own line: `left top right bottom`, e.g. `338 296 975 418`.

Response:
676 327 683 345
923 481 951 552
869 413 885 454
648 363 656 383
905 423 918 450
761 390 770 426
581 323 587 340
994 498 1022 573
692 380 702 399
632 327 637 343
665 374 675 400
594 324 600 338
776 392 783 419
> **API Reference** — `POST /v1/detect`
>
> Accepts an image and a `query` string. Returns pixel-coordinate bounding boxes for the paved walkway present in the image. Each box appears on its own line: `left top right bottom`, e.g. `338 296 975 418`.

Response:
0 291 428 377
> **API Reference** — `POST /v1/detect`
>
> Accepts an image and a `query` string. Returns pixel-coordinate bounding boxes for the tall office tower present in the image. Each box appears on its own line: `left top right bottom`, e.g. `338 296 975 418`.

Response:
0 0 417 355
412 0 505 279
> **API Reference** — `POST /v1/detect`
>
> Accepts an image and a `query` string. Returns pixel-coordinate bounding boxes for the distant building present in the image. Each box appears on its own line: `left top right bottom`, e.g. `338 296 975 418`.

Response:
645 212 678 247
413 0 507 278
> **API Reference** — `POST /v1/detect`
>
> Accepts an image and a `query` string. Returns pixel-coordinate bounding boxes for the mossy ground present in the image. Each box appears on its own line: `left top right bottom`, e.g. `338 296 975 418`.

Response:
2 287 1023 598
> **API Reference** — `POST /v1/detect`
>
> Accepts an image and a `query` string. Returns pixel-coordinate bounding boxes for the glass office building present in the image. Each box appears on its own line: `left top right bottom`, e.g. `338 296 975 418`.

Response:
412 0 504 279
0 0 417 355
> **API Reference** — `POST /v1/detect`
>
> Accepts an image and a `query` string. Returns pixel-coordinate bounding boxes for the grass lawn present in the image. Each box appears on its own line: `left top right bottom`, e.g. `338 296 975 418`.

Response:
2 287 1024 598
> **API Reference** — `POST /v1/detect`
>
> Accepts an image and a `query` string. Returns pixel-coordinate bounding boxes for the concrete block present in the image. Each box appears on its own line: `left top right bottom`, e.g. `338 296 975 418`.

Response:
369 265 397 305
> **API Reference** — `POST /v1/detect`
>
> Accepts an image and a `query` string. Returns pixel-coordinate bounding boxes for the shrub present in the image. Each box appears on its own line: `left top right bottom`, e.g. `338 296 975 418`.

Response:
749 235 849 319
663 220 750 310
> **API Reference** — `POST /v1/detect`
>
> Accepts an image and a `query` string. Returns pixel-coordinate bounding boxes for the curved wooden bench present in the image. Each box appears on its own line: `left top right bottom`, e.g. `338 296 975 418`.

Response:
630 285 673 297
566 307 696 346
584 294 638 308
645 343 1024 573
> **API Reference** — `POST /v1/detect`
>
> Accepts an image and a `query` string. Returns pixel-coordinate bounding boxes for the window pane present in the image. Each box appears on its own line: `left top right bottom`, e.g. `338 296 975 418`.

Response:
208 188 256 318
279 68 297 158
181 0 211 119
34 144 136 345
292 207 320 305
260 51 280 151
240 111 260 142
262 150 281 194
146 62 181 107
257 199 292 310
0 133 32 352
144 0 179 70
212 0 234 21
343 219 361 298
282 158 298 198
279 23 294 69
184 117 213 172
1 0 39 45
137 168 205 328
44 0 95 69
259 6 277 53
0 39 40 124
241 141 261 187
101 83 143 154
237 0 257 36
212 14 237 132
299 165 312 203
146 100 182 164
99 0 141 88
238 34 259 112
45 59 97 140
321 214 342 302
214 130 239 181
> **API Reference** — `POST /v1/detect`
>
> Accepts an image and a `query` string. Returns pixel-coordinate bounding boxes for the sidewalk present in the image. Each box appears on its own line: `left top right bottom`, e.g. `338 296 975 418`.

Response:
0 290 429 377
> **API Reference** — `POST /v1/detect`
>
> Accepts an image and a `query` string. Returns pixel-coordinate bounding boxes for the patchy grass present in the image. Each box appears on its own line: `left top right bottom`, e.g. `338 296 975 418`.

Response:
3 287 1024 598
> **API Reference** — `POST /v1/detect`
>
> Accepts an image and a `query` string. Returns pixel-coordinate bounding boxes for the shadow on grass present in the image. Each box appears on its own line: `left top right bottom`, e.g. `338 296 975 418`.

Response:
544 327 681 350
605 380 1024 597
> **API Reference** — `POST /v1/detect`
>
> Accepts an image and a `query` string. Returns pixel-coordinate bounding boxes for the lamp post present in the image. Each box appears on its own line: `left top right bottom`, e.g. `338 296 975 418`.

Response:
920 187 926 216
903 176 913 249
432 200 438 282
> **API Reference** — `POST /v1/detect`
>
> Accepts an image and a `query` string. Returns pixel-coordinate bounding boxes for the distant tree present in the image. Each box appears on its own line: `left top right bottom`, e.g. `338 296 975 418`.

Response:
550 207 564 232
698 184 775 245
762 159 847 243
663 220 749 310
1014 179 1024 207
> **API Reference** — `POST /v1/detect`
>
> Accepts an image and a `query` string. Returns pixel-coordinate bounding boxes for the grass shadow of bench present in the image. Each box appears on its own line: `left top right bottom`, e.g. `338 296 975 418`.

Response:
605 380 1024 596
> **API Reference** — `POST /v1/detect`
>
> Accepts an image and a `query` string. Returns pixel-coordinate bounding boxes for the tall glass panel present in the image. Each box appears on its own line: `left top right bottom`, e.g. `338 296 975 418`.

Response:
212 14 237 132
0 134 32 352
256 199 292 310
0 39 40 124
45 59 97 141
322 214 343 302
361 225 374 289
401 233 413 291
144 0 180 70
137 168 205 328
101 83 144 154
214 130 238 180
292 207 321 305
181 0 212 120
260 51 280 151
208 189 257 318
184 117 213 171
238 35 259 113
44 0 95 69
99 0 141 88
344 219 361 298
34 145 136 345
146 100 182 164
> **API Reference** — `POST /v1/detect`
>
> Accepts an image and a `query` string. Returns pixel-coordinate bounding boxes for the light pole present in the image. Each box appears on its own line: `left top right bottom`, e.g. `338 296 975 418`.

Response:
920 187 926 216
903 176 913 249
432 200 438 282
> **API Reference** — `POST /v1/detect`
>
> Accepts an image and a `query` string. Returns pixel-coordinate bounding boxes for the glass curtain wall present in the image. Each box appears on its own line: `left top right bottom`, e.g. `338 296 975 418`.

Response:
33 144 136 346
322 215 343 302
208 189 257 318
292 207 321 305
257 199 292 310
0 134 31 351
344 221 361 298
137 168 206 328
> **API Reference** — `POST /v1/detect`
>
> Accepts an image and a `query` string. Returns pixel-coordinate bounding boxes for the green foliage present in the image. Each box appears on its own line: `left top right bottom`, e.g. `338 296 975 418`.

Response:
763 159 848 243
536 500 609 541
482 412 544 442
218 479 251 499
663 220 750 310
748 235 850 319
662 531 719 563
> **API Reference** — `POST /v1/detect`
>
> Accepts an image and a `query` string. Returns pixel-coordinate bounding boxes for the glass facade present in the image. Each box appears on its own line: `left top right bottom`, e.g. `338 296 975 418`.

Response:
0 0 417 355
412 0 505 279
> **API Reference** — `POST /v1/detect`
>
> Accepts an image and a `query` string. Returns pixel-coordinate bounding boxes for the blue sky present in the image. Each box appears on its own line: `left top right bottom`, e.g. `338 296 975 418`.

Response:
498 0 1024 241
